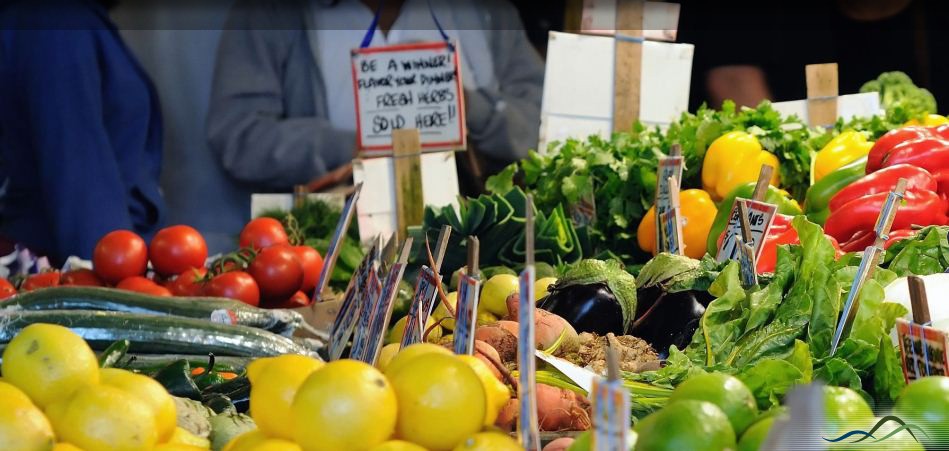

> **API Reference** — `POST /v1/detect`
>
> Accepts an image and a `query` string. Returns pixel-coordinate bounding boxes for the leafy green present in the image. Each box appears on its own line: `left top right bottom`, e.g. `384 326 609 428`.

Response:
883 226 949 276
414 186 582 276
634 253 725 293
555 259 637 330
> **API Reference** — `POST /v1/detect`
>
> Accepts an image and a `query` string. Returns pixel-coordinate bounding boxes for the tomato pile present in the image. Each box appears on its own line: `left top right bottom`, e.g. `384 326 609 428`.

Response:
0 218 324 309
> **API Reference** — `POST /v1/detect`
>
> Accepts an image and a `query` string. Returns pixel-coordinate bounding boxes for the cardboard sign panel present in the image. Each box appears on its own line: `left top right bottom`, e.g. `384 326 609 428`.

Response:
351 41 466 156
896 319 949 382
771 92 880 124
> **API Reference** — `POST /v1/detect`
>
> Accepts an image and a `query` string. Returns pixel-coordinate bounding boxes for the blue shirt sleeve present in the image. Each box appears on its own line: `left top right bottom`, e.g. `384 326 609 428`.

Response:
14 29 135 258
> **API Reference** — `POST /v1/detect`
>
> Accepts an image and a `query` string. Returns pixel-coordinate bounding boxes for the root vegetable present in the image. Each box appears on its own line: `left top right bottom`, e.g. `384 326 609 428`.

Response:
536 310 579 356
473 340 503 380
496 320 519 337
474 324 517 363
543 437 575 451
494 398 518 432
536 383 592 432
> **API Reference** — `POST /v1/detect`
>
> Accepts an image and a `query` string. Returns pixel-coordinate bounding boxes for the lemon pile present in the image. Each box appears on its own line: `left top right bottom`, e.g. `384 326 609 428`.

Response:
226 343 520 451
0 323 206 451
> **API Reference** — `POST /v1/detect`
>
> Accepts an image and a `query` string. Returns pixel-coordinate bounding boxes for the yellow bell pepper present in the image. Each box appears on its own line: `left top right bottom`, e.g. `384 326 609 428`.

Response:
701 131 780 201
904 113 949 127
637 189 718 259
813 130 873 182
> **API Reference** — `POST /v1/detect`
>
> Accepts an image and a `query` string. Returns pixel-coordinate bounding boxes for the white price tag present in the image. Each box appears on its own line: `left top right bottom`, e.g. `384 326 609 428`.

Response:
591 379 631 451
452 273 480 355
351 41 466 156
716 198 777 262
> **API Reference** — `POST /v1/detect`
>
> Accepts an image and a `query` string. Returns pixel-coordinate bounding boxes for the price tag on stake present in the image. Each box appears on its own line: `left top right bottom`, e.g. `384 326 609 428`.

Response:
736 201 759 287
399 266 440 348
518 194 541 451
591 346 630 451
453 237 481 355
895 275 948 381
351 238 413 364
716 199 777 263
656 175 684 255
351 41 467 157
349 263 382 361
328 241 379 361
311 183 362 302
830 178 908 356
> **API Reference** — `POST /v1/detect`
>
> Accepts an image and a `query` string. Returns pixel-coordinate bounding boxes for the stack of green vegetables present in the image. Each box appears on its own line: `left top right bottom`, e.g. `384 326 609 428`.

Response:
413 187 582 276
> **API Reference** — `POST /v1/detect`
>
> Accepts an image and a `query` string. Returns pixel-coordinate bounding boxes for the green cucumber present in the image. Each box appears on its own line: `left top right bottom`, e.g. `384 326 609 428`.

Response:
0 309 319 357
98 339 130 368
1 286 302 335
117 354 250 376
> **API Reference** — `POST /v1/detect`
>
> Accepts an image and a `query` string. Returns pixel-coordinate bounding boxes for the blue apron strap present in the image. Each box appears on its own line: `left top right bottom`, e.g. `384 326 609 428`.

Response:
360 0 385 48
426 0 454 50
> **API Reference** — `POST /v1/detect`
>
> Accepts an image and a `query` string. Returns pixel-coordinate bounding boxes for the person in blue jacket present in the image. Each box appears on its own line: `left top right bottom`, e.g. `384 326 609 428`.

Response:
0 0 165 263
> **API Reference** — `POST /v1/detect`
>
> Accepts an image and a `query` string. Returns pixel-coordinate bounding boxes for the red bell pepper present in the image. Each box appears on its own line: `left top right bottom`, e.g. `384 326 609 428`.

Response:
824 189 948 244
718 214 842 274
880 141 949 194
884 229 917 249
932 124 949 140
840 230 875 253
867 126 933 172
828 164 936 212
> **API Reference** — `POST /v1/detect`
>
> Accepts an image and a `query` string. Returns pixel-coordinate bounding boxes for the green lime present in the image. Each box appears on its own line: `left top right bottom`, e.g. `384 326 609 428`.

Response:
893 376 949 448
738 416 776 451
669 373 758 435
824 386 873 434
567 429 637 451
634 400 736 451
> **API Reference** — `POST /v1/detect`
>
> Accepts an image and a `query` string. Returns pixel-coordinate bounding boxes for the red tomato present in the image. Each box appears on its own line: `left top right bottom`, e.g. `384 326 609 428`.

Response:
60 269 104 287
21 271 61 292
0 278 16 300
93 230 148 284
248 245 303 304
149 225 208 276
277 291 310 309
206 271 260 306
292 245 324 294
117 276 171 296
168 267 208 297
239 218 289 250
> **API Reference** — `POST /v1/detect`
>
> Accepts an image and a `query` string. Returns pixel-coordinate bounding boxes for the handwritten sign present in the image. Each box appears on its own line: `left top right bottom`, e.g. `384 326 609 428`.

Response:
896 319 949 382
518 265 541 450
351 41 466 156
591 379 631 451
657 207 682 255
453 272 481 355
569 189 598 228
328 245 377 361
716 199 777 262
399 266 441 348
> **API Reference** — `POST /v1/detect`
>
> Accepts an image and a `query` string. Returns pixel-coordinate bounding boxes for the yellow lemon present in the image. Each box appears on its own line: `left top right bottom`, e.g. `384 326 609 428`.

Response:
370 440 429 451
475 311 498 326
0 381 55 451
52 444 84 451
100 368 178 442
534 277 557 302
383 343 451 377
479 274 519 316
50 384 158 451
166 427 211 448
222 429 266 451
291 360 397 451
431 292 459 330
154 445 209 451
1 323 99 407
386 316 441 345
246 439 302 451
376 343 401 372
247 355 323 440
451 432 521 450
456 355 511 426
387 353 486 451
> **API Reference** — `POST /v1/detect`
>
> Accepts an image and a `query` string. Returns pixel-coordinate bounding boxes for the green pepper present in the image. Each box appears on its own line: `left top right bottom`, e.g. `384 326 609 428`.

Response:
803 157 867 225
97 339 130 368
705 182 804 255
153 359 202 400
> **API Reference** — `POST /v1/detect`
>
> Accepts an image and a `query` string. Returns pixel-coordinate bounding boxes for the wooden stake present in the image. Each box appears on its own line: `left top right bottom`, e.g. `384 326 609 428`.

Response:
467 236 480 277
752 165 774 202
612 0 644 133
526 194 535 266
806 63 839 128
392 129 424 242
669 143 682 157
907 276 932 325
737 201 754 245
605 334 621 382
432 225 452 274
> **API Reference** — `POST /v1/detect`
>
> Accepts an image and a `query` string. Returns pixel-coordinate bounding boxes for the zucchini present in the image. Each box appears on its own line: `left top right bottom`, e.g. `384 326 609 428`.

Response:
2 286 303 335
0 310 320 358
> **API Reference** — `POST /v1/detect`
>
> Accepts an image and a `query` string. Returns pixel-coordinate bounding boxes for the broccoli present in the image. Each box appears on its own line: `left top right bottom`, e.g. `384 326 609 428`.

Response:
860 71 937 122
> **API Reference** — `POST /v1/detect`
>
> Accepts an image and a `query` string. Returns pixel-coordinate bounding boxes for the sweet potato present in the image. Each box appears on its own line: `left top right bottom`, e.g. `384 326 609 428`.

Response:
495 398 519 432
542 437 575 451
536 383 592 432
496 320 519 337
474 324 517 362
535 309 579 355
